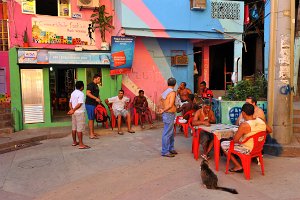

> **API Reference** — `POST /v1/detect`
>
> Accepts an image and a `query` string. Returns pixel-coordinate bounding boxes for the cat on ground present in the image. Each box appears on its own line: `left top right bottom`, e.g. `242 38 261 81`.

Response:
200 159 238 194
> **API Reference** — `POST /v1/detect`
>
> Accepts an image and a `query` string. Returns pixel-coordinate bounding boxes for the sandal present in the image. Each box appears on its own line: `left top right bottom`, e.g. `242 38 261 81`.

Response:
79 145 91 149
118 131 124 135
89 136 99 139
128 130 135 133
72 142 79 146
201 154 208 161
229 168 243 173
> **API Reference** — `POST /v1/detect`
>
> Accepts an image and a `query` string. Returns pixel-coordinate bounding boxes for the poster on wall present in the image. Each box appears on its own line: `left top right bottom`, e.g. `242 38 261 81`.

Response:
110 36 135 75
31 17 94 46
17 49 111 65
22 0 36 14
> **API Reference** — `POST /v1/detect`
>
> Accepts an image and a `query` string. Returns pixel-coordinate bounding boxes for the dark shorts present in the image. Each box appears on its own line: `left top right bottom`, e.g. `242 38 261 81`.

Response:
85 104 95 120
200 130 213 146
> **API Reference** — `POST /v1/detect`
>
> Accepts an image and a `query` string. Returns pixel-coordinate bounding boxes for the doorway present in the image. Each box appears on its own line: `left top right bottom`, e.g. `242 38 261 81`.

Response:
209 42 234 90
50 67 75 122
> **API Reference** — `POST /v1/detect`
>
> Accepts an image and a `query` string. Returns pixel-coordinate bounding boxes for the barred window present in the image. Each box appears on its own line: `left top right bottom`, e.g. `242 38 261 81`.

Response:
211 1 240 20
0 19 9 51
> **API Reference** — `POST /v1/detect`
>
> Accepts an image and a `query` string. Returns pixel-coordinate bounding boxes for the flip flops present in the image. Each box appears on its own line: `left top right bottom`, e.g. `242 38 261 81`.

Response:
89 136 99 139
118 132 124 135
79 145 91 149
72 142 79 146
128 130 135 133
229 168 243 173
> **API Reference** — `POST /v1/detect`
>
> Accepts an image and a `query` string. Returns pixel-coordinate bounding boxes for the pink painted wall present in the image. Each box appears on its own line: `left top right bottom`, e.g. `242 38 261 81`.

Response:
0 52 10 95
8 0 113 49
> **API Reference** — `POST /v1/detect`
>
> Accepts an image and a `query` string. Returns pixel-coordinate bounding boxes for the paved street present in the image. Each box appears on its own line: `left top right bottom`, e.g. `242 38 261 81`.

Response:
0 127 300 200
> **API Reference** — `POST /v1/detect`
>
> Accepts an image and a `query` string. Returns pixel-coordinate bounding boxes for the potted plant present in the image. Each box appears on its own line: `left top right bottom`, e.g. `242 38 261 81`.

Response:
90 4 114 50
23 27 29 47
213 72 268 124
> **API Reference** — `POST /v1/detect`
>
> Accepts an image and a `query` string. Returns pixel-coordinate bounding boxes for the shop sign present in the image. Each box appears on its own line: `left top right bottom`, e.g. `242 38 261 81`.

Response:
18 49 110 65
110 36 135 75
18 50 38 63
32 17 93 46
48 52 110 65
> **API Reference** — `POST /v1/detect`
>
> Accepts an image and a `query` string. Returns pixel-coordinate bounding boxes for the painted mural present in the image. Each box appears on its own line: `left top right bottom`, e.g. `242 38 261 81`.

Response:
7 0 107 49
32 17 92 45
114 0 244 113
217 101 267 125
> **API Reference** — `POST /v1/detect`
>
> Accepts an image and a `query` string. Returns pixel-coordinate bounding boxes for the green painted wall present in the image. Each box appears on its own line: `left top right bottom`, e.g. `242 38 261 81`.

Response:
9 48 22 131
9 50 122 131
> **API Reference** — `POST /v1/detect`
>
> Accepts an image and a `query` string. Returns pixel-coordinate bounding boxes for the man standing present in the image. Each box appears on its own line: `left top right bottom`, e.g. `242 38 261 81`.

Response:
133 90 154 129
105 90 135 135
177 82 192 104
159 77 177 157
85 74 101 139
67 81 90 149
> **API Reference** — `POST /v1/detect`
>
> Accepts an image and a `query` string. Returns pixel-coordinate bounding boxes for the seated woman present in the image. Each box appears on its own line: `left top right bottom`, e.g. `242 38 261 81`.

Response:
133 90 154 129
192 99 216 160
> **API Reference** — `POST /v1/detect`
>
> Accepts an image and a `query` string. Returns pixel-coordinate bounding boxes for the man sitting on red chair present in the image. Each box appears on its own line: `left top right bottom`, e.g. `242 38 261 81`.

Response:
133 90 154 129
176 94 196 120
105 90 135 135
198 81 213 100
192 99 216 160
221 103 266 173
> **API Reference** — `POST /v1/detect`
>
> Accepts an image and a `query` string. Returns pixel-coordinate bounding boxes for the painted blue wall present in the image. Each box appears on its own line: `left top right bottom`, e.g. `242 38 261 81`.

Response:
116 0 244 39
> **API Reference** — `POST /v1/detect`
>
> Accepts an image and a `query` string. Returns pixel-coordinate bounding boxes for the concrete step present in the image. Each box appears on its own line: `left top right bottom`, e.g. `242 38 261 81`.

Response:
293 124 300 133
293 115 300 124
0 113 11 120
0 120 12 128
0 127 14 134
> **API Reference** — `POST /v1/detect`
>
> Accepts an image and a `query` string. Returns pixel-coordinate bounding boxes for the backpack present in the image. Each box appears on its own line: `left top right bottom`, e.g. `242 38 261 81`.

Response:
94 103 109 123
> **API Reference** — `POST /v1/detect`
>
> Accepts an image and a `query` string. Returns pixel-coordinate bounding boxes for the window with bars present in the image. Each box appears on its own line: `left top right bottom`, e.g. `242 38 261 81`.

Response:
0 19 8 51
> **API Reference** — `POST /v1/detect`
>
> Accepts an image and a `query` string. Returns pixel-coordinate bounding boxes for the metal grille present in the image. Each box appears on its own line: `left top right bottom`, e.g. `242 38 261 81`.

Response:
0 20 9 51
23 105 44 123
211 1 240 20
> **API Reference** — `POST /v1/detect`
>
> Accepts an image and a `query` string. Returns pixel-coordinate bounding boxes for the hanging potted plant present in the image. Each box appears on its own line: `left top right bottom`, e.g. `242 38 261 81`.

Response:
90 4 114 50
23 27 29 47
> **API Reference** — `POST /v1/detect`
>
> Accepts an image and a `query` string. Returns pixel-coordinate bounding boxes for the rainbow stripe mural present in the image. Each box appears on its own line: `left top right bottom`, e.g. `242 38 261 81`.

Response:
114 0 244 114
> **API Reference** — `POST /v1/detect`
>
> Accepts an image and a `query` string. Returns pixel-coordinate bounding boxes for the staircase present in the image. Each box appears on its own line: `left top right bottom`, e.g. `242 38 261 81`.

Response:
0 103 14 135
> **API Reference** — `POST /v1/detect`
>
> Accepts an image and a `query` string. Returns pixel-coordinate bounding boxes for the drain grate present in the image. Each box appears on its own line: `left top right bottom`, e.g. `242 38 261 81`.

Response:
18 158 52 169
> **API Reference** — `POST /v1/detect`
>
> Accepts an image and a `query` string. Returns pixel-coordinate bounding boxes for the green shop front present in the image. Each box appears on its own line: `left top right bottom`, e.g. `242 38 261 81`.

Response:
9 48 122 131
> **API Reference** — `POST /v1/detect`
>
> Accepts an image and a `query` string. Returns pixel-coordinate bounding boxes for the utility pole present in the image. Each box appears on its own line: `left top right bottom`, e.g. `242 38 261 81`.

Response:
268 0 295 144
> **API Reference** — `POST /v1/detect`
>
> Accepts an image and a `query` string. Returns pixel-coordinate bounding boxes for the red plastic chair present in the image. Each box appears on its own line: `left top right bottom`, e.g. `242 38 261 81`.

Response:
225 131 267 180
133 108 147 126
174 110 194 137
109 110 116 129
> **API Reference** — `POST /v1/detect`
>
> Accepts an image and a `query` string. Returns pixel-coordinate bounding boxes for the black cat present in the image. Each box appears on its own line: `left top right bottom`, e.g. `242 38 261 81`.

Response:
200 159 238 194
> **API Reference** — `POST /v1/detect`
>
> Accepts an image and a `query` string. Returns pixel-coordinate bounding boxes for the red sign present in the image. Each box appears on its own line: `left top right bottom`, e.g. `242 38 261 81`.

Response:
111 51 126 67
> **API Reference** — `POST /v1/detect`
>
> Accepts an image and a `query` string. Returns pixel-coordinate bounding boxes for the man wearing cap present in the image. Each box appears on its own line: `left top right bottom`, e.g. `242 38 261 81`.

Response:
159 77 178 158
192 99 216 160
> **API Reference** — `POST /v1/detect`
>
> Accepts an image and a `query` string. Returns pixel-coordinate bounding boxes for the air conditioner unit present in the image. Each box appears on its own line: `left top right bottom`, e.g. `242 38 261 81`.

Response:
190 0 206 10
77 0 98 8
171 55 188 66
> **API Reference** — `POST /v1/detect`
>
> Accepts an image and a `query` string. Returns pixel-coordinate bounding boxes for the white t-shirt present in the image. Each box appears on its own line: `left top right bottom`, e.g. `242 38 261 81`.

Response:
108 96 129 111
69 89 85 113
